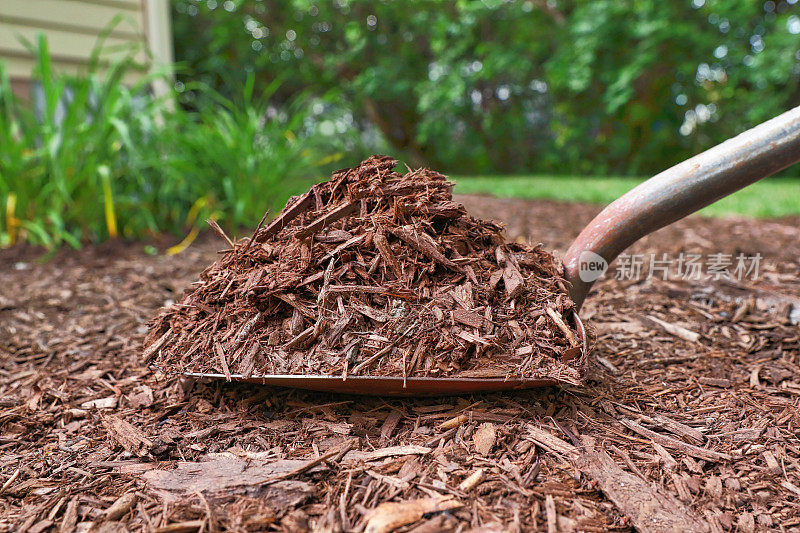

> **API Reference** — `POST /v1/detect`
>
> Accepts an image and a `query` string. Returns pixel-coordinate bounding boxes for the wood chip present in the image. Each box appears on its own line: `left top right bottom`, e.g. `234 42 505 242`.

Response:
652 441 678 471
577 448 710 533
256 191 313 242
81 396 118 410
545 494 557 533
440 414 468 430
103 492 137 521
545 307 579 347
374 232 403 279
647 315 701 343
525 425 579 459
458 469 485 492
59 498 78 533
496 247 525 299
295 201 359 239
763 450 781 475
473 423 496 456
452 308 485 329
651 414 705 444
343 445 431 464
6 153 800 532
621 419 731 462
143 455 323 497
102 416 154 457
364 496 462 533
154 521 205 533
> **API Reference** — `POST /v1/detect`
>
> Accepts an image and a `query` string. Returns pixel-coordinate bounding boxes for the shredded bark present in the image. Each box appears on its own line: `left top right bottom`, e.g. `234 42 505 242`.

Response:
144 156 583 382
1 197 799 531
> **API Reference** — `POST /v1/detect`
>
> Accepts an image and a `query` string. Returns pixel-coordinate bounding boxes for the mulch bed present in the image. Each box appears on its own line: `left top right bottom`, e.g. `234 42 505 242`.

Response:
146 157 582 383
1 195 798 532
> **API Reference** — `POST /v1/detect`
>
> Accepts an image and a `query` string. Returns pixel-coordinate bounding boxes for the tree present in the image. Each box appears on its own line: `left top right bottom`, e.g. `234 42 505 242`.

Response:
172 0 800 175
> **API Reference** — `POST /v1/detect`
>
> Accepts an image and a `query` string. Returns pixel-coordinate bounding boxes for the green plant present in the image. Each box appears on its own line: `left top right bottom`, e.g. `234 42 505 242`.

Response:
172 0 800 176
0 35 349 249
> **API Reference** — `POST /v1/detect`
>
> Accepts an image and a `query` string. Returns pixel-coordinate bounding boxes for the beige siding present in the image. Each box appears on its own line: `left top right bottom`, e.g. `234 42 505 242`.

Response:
0 0 172 93
0 0 144 36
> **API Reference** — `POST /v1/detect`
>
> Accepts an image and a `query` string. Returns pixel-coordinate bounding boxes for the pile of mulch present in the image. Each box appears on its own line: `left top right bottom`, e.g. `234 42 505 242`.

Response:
144 156 584 383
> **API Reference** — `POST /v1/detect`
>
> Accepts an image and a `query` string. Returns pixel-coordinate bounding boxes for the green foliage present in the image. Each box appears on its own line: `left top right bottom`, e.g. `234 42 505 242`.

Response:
0 36 347 249
455 175 800 218
172 0 800 175
545 0 800 174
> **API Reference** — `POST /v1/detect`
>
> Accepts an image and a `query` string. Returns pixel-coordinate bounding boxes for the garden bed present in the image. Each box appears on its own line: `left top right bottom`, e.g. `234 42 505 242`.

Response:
1 196 798 532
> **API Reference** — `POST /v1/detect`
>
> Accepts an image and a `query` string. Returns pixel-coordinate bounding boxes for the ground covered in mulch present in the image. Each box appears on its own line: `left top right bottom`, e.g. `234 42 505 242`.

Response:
1 195 798 532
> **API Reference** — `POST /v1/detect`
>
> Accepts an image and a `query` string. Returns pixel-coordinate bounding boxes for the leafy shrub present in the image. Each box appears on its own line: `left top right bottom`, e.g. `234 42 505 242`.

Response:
172 0 800 175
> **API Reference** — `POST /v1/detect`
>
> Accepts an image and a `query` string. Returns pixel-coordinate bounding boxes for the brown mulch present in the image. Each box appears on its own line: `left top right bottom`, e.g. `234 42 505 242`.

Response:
146 157 582 383
1 195 798 532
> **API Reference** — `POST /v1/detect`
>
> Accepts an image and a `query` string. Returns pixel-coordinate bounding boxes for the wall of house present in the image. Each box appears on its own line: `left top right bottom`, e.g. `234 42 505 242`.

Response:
0 0 173 97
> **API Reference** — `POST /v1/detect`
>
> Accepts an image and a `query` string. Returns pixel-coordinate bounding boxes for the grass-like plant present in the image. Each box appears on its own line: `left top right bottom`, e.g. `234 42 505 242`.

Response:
0 34 345 249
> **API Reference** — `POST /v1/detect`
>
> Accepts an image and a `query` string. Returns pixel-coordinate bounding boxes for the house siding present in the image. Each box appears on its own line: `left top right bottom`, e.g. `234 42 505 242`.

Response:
0 0 172 95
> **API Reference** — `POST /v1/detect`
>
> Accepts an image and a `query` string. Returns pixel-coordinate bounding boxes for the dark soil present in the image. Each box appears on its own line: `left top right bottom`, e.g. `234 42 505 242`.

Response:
1 195 798 532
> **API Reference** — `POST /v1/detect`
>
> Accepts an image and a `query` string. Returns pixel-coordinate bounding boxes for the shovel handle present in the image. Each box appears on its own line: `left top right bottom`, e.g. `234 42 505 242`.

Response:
564 105 800 310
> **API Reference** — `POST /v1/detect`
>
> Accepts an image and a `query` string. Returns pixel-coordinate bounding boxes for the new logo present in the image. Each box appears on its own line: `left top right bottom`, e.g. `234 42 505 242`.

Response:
578 251 608 282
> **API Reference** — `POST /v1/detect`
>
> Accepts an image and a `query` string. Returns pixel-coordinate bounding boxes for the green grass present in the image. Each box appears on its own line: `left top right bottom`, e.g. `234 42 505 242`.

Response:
454 175 800 218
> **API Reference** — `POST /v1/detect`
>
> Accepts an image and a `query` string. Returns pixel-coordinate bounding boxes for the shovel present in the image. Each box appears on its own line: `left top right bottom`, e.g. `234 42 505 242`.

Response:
187 106 800 395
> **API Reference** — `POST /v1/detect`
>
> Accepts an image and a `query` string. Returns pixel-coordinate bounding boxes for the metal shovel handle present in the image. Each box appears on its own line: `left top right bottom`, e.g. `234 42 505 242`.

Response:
564 105 800 310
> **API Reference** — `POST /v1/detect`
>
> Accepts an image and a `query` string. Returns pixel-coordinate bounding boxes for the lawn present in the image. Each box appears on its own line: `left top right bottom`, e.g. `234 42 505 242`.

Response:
454 175 800 218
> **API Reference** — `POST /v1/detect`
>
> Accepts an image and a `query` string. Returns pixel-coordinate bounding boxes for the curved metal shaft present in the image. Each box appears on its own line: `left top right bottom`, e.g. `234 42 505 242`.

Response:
564 106 800 310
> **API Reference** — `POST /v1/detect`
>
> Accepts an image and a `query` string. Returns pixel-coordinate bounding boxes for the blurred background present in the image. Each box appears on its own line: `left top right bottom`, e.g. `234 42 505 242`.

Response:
1 0 799 249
